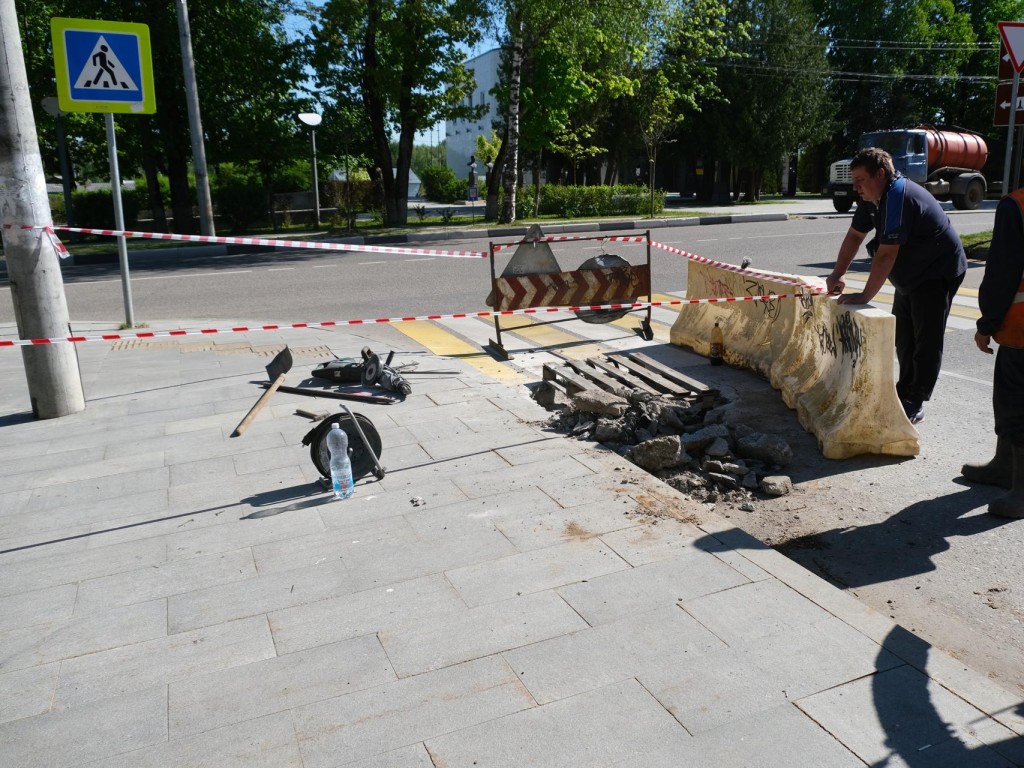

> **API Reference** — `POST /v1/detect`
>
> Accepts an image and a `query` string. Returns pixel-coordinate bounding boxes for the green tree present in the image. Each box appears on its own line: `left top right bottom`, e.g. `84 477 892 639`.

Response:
488 0 662 222
305 0 488 226
19 0 308 233
813 0 976 154
702 0 834 200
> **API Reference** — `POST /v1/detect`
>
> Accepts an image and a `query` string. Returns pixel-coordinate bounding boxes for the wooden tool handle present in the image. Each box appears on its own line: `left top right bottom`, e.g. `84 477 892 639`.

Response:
231 374 286 437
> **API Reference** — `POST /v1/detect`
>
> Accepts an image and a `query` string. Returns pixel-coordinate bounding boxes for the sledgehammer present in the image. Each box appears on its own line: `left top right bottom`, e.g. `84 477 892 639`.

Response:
231 346 293 437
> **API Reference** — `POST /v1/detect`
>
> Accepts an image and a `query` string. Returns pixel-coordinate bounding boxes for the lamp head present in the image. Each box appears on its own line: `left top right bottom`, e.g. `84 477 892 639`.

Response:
297 112 322 128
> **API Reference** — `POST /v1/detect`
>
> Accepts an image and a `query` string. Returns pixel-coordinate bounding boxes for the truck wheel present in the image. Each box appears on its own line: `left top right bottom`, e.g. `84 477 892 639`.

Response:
833 197 854 213
963 179 985 210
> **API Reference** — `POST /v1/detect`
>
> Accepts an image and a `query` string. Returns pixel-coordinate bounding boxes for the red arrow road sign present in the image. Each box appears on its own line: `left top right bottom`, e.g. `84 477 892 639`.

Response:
994 80 1024 126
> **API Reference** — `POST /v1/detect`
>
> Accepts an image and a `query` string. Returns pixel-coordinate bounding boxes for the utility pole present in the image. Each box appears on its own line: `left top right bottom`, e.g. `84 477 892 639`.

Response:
175 0 215 235
0 0 85 418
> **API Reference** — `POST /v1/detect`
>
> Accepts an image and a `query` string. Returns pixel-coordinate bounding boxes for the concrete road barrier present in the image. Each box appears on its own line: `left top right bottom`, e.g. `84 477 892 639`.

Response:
669 261 918 459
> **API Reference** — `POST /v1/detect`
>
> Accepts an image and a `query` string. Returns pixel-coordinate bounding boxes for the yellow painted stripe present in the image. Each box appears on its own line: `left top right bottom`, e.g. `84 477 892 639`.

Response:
842 279 980 319
497 315 609 360
605 294 683 342
391 321 525 382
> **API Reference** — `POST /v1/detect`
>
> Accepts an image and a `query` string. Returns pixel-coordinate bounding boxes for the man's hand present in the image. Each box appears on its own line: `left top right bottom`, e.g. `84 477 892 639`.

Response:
837 292 870 305
975 331 994 354
825 274 845 295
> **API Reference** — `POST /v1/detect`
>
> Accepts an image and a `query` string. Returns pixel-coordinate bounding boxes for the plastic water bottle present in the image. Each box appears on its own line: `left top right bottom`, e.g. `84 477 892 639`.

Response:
326 423 354 499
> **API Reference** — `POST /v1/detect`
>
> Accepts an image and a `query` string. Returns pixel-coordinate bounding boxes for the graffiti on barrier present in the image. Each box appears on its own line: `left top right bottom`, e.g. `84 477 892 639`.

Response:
834 311 864 367
707 277 734 299
799 292 815 323
816 312 865 368
744 279 782 321
816 322 838 359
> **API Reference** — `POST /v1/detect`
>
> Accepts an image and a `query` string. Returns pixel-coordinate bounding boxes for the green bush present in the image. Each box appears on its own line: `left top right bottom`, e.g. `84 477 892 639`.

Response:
536 184 663 218
212 166 267 233
271 160 314 193
48 194 66 224
72 189 140 230
420 165 467 203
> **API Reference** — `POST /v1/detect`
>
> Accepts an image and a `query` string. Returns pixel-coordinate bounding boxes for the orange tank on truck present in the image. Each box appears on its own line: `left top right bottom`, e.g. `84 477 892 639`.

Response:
828 126 992 213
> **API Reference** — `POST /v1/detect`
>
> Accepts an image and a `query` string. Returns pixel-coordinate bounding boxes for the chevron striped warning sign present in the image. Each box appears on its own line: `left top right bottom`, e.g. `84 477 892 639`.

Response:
493 265 650 311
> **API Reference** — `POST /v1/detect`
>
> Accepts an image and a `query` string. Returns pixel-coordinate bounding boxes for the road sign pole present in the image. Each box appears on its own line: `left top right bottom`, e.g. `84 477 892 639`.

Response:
1004 69 1020 193
105 113 135 327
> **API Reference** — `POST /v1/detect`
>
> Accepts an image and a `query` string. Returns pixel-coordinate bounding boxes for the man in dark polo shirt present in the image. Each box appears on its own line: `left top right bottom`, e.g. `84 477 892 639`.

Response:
825 147 967 424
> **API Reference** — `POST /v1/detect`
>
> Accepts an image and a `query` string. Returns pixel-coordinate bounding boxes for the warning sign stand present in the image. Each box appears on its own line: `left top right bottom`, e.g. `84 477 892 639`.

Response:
484 225 654 359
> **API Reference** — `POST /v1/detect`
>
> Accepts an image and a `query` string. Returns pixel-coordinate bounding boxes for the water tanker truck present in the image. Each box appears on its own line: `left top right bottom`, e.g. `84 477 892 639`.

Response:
829 126 989 212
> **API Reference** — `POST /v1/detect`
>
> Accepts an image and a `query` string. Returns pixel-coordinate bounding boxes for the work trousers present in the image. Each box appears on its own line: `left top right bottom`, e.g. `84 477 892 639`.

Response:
994 345 1024 446
892 273 964 403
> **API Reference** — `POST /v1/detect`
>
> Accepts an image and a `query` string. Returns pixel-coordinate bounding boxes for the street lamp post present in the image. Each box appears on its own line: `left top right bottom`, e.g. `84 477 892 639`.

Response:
298 112 322 227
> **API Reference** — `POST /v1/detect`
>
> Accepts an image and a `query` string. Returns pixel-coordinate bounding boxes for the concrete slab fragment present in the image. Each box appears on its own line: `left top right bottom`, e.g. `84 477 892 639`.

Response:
426 678 692 767
445 538 631 607
291 656 533 768
379 591 588 677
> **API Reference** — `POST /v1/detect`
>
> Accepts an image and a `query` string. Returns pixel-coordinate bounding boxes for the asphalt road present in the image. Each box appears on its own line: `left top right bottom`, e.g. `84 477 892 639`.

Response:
6 207 996 326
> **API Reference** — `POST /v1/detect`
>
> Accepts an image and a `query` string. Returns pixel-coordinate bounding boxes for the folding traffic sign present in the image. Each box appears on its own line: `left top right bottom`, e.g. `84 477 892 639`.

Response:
51 18 155 114
999 21 1024 74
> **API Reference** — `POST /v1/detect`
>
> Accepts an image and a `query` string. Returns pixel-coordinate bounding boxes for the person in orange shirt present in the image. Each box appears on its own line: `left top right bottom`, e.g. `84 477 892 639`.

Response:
962 190 1024 518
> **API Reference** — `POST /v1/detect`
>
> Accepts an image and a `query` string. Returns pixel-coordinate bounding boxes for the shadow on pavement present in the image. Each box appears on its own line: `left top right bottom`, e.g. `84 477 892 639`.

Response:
873 625 1024 766
775 485 1007 589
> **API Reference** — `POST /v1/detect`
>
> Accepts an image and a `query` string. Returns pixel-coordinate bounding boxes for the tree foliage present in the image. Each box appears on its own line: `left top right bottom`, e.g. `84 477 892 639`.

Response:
304 0 488 225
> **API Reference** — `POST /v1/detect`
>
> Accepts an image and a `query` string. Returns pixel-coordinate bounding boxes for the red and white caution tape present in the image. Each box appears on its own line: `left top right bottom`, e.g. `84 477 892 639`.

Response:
650 240 826 294
0 294 816 348
491 234 648 252
1 223 488 259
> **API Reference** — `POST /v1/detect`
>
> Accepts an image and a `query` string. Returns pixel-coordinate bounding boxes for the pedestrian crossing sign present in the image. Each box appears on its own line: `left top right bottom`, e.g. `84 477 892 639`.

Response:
51 18 155 114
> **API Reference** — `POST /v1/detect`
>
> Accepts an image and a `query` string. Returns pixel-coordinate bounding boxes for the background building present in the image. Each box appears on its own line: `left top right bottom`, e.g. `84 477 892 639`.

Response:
445 48 500 184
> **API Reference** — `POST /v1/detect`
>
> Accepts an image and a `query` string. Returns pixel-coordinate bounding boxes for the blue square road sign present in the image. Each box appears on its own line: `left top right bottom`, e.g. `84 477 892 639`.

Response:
51 18 155 114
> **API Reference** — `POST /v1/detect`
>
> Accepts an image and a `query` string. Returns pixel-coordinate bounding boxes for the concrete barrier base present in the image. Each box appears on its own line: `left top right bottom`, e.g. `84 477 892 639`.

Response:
669 261 918 459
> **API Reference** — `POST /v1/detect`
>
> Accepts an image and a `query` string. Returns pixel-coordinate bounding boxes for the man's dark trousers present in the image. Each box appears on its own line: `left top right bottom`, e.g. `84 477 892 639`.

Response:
893 273 965 403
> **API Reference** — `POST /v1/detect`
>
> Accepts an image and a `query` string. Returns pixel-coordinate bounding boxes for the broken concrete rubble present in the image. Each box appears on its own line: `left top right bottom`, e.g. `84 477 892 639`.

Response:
535 381 793 506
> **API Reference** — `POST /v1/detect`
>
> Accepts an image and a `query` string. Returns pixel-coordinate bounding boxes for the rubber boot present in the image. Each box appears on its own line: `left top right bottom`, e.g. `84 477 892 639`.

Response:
988 443 1024 520
961 436 1013 489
